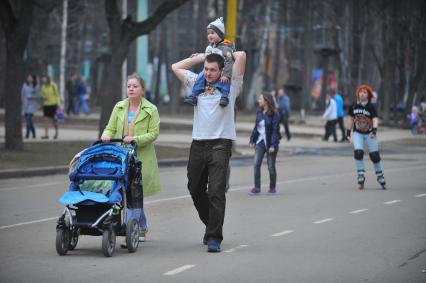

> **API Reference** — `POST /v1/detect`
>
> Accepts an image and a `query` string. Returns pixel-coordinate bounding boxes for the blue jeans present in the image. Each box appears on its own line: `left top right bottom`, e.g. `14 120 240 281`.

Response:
253 140 278 189
75 95 90 115
24 113 36 138
126 208 147 231
352 131 383 174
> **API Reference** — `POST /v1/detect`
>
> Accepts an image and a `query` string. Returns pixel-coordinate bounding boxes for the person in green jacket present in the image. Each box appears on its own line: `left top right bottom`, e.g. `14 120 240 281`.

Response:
100 73 161 243
40 75 61 139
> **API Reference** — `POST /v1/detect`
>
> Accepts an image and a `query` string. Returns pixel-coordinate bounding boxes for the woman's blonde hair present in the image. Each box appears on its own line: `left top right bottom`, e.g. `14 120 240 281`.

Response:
127 73 146 91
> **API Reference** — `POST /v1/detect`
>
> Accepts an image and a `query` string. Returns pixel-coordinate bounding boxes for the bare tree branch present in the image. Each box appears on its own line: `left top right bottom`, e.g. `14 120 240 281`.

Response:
128 0 190 41
32 0 59 13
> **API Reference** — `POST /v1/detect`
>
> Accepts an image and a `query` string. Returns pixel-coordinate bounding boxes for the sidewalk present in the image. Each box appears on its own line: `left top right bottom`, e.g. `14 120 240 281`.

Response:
0 110 418 179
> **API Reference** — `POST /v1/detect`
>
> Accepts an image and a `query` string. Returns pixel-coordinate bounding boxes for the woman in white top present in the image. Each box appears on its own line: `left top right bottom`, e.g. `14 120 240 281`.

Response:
249 93 281 195
322 92 338 141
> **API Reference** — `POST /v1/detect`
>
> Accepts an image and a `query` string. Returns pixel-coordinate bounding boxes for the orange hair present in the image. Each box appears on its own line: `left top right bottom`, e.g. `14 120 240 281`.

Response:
355 84 373 100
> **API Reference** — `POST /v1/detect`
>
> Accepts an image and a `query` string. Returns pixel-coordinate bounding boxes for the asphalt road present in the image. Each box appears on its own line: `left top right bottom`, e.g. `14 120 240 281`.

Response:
0 138 425 283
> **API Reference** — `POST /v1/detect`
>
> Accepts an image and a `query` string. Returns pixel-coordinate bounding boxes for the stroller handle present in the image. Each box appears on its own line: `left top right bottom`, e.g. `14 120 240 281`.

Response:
93 139 136 148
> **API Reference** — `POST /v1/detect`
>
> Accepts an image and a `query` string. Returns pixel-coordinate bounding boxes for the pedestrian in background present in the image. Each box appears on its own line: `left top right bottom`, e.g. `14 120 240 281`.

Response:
346 84 386 190
40 74 60 139
21 74 39 139
408 106 419 135
322 92 338 142
101 73 161 244
76 76 90 115
249 92 281 195
333 89 347 142
276 87 292 141
66 74 78 116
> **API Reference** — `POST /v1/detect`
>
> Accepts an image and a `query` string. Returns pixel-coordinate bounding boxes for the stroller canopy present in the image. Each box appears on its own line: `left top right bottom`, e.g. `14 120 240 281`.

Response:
62 143 131 206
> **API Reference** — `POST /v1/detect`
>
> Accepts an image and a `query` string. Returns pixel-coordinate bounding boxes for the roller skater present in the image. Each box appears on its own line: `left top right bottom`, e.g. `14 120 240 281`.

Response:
347 84 386 190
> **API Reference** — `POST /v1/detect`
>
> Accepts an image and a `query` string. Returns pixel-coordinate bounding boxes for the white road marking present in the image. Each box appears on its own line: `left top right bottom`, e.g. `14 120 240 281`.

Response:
350 209 368 214
415 193 426 198
163 265 195 276
272 230 294 237
224 245 249 253
145 195 191 204
384 200 401 205
313 218 333 224
2 164 424 230
0 181 63 192
0 217 57 230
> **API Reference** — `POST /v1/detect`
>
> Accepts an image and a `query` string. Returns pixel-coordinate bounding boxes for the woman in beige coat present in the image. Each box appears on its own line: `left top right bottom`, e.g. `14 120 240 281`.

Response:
101 73 161 242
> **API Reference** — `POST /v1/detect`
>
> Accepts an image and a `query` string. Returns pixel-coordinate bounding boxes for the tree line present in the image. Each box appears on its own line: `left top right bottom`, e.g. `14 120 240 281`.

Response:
1 0 425 150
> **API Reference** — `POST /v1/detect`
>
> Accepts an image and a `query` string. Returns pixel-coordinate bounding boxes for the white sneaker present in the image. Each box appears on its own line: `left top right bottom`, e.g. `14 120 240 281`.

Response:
139 229 147 242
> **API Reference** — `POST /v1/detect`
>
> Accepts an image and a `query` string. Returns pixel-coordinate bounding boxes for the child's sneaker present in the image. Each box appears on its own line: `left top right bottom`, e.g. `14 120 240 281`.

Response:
184 95 197 106
268 187 276 194
219 96 229 107
249 187 260 195
377 174 386 190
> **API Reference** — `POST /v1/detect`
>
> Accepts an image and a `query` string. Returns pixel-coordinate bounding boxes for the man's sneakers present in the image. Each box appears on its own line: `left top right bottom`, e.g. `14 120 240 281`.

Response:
207 240 221 253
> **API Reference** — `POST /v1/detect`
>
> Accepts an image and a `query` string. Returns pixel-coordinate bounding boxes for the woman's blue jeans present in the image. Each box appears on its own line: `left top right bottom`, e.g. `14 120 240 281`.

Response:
75 95 90 115
352 131 383 174
254 140 277 189
24 113 36 138
126 208 147 231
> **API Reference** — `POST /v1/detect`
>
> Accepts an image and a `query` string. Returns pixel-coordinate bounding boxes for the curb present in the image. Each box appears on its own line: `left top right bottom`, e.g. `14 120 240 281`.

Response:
0 155 252 180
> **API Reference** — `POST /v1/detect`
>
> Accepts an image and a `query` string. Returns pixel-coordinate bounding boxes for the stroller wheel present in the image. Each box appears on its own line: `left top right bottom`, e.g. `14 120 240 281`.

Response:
126 218 139 253
102 228 116 257
68 228 79 251
56 228 69 256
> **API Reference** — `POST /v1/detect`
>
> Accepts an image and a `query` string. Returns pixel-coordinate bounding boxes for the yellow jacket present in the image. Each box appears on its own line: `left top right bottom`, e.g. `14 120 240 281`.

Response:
102 98 161 196
41 82 60 106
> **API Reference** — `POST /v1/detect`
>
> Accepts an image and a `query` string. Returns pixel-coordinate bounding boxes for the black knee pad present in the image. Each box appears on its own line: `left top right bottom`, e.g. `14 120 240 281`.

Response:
354 150 364 160
369 151 381 163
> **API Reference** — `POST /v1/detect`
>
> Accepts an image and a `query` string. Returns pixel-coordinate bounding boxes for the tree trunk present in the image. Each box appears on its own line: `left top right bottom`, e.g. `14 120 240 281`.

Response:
245 4 270 110
301 0 313 116
98 46 128 136
380 2 397 125
165 9 180 114
0 0 34 150
98 0 190 133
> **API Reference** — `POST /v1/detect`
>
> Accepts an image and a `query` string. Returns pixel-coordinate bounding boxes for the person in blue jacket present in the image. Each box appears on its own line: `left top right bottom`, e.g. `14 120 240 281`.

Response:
249 93 281 195
332 89 347 142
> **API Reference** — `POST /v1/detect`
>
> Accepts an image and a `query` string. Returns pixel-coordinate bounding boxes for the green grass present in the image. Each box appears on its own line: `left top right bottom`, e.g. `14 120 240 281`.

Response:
0 141 189 170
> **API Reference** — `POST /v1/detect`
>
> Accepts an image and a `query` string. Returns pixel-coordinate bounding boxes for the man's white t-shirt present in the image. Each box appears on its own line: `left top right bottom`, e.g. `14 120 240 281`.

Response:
184 71 243 140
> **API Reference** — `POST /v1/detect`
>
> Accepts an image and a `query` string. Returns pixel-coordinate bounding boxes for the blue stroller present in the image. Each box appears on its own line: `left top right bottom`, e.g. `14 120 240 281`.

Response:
56 139 143 257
